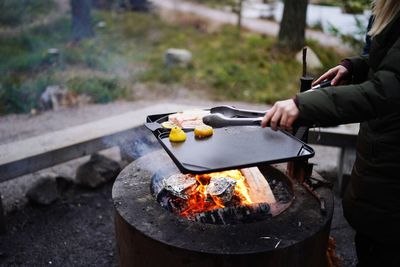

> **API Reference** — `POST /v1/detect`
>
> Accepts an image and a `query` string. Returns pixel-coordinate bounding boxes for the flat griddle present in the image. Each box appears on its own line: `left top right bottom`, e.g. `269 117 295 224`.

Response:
146 111 314 174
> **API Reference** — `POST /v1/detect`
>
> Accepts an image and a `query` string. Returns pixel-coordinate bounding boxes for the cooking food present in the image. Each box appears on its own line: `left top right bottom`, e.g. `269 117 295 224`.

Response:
205 177 237 203
168 109 210 129
169 127 186 142
194 125 214 138
163 174 197 199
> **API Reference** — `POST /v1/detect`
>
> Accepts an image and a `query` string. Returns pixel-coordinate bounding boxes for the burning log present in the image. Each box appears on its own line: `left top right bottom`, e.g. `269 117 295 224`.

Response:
241 167 276 204
163 174 197 199
194 203 271 224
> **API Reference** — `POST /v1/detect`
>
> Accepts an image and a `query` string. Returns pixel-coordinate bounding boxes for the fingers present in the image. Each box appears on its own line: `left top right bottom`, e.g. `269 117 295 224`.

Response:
270 107 282 131
312 66 340 86
314 65 351 87
286 111 298 131
262 100 300 131
312 70 332 86
331 75 340 86
280 111 290 131
261 106 275 128
331 66 350 86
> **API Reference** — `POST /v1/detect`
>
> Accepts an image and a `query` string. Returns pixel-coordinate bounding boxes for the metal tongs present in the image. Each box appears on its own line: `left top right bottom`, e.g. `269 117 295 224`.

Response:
203 105 266 128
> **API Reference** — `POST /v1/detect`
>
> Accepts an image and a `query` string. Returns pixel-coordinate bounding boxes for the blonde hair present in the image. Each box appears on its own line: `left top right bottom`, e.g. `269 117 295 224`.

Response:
369 0 400 37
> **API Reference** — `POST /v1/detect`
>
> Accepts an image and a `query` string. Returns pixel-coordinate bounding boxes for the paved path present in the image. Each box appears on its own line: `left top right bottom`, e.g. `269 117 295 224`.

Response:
151 0 351 53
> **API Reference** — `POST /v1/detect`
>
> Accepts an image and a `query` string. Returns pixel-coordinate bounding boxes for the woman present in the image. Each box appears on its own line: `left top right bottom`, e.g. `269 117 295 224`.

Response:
262 1 400 266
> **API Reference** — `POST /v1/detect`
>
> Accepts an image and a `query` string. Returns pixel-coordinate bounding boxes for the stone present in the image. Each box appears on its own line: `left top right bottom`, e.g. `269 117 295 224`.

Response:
295 47 323 70
25 173 73 206
26 176 59 205
164 48 192 68
40 85 77 111
56 176 74 194
97 21 106 28
75 153 121 188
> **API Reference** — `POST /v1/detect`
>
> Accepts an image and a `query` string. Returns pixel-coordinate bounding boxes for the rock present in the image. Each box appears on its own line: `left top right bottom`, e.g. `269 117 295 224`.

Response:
47 48 59 56
295 47 323 70
44 48 60 66
56 176 74 194
97 21 106 28
75 153 121 188
26 176 59 205
40 85 77 111
164 48 192 68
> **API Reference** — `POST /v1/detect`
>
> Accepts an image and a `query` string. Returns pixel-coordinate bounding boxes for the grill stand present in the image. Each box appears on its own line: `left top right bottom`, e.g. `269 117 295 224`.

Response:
288 52 332 214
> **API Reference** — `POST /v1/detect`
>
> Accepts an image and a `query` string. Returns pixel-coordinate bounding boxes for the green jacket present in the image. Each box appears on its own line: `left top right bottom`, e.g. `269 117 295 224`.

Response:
296 13 400 244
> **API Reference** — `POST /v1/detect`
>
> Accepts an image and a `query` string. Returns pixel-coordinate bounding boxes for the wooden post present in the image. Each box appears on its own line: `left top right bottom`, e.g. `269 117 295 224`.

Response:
287 160 308 183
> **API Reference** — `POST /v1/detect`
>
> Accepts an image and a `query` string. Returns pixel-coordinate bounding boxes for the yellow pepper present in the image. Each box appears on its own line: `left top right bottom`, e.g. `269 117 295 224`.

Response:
194 125 214 138
169 127 186 142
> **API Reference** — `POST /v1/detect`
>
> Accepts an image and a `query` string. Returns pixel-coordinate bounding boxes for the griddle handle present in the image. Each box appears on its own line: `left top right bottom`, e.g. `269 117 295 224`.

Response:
145 122 162 132
320 197 327 215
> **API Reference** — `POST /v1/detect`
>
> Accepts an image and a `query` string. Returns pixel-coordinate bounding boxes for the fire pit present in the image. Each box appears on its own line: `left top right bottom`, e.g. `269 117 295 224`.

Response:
113 150 333 267
152 164 294 224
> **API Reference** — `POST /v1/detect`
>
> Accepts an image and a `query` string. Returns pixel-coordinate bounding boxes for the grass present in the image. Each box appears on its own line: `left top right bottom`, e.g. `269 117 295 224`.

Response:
0 0 56 27
0 9 345 114
139 16 343 102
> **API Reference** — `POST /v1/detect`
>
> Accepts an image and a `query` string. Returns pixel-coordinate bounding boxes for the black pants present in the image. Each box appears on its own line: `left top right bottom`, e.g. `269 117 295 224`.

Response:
355 232 400 267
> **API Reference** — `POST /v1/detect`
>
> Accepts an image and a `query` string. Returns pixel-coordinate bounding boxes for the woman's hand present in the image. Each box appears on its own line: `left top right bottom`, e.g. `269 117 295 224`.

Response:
312 65 349 86
261 99 299 131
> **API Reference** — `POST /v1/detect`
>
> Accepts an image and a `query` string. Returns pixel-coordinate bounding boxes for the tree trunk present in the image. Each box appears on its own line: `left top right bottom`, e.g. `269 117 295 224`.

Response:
129 0 150 11
70 0 94 42
278 0 308 50
237 0 243 33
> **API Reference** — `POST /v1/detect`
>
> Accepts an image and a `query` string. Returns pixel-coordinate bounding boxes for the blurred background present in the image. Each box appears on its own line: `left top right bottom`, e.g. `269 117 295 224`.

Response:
0 0 371 116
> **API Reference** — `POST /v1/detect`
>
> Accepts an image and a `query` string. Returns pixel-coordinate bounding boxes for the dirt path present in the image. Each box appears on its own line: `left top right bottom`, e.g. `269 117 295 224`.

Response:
152 0 351 53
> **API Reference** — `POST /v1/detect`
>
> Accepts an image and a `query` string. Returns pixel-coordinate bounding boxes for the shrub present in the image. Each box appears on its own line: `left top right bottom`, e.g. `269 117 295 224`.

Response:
0 74 54 114
67 76 127 103
0 0 56 27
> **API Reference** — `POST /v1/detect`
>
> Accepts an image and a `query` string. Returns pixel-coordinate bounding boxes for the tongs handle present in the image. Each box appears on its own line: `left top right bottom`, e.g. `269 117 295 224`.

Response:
203 113 263 128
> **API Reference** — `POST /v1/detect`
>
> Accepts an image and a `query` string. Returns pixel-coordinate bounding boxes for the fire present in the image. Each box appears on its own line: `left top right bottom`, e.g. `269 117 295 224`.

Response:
180 170 253 217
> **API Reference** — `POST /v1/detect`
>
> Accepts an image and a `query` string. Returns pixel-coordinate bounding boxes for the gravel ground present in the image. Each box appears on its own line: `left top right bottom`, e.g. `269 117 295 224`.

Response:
0 99 357 266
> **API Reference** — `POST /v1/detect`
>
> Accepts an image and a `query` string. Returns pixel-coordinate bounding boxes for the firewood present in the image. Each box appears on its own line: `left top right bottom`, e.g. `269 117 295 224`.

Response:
240 167 276 204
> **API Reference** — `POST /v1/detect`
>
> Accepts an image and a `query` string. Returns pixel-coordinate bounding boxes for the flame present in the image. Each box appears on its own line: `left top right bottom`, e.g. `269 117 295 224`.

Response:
180 170 253 217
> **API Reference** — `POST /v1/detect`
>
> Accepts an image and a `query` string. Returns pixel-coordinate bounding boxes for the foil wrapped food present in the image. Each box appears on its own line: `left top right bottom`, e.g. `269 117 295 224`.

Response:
205 177 237 203
163 174 197 199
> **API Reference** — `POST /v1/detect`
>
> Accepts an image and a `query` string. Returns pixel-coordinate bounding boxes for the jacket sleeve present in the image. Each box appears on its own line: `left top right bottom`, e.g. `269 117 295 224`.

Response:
296 37 400 127
347 55 370 83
